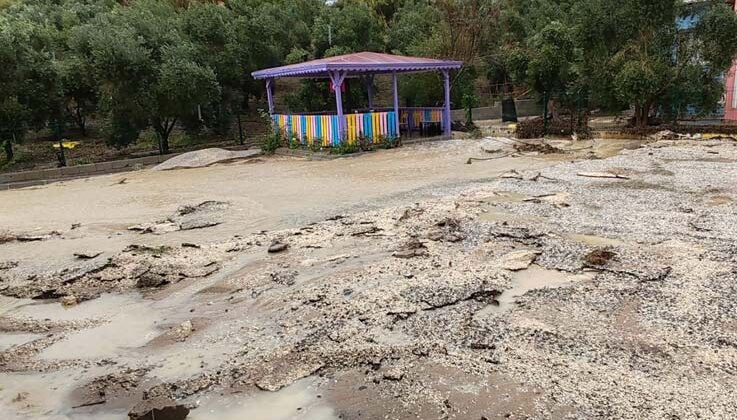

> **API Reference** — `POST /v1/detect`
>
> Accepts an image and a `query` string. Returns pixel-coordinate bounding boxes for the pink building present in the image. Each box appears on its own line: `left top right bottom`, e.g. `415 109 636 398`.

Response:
724 1 737 121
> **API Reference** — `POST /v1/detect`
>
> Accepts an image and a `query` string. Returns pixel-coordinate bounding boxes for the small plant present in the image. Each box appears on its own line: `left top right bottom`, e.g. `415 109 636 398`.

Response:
462 92 479 127
357 135 375 152
380 136 401 149
330 141 360 155
308 139 322 152
261 129 282 154
289 136 300 149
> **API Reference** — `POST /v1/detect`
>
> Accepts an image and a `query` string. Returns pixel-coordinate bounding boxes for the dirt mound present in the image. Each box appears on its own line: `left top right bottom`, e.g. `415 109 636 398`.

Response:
153 148 260 171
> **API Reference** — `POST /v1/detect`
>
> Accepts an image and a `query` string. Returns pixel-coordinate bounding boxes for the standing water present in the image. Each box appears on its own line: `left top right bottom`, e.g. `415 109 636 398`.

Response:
480 265 594 315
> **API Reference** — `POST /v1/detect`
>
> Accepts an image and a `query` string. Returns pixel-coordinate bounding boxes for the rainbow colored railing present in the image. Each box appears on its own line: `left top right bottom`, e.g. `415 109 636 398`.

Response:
273 111 398 146
400 107 444 132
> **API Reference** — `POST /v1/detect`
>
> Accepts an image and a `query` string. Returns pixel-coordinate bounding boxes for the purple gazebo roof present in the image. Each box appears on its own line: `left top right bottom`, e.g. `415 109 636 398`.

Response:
252 52 463 79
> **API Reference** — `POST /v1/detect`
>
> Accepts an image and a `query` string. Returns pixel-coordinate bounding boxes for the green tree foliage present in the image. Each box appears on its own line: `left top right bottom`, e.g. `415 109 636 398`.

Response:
505 0 737 127
314 2 386 57
76 0 221 152
2 0 737 158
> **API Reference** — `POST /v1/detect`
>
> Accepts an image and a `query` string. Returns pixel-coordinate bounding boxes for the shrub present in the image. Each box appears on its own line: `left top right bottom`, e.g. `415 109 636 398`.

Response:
357 135 375 152
289 136 300 149
261 130 282 154
308 139 322 152
380 136 401 149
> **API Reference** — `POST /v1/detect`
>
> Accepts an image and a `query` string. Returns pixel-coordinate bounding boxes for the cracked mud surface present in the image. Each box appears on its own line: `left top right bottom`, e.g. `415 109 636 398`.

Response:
1 138 736 419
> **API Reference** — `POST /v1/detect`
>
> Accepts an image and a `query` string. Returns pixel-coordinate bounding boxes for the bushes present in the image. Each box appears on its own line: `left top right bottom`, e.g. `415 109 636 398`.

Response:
330 141 360 155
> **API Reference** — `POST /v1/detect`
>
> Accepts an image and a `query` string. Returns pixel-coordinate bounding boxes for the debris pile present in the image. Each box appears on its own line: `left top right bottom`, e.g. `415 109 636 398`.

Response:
129 201 229 234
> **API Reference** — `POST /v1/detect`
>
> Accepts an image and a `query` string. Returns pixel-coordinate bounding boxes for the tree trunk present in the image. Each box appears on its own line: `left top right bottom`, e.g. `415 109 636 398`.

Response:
635 105 644 128
634 103 652 128
156 130 170 155
501 81 518 123
237 114 244 145
76 104 86 136
155 118 176 155
57 139 67 167
3 140 13 161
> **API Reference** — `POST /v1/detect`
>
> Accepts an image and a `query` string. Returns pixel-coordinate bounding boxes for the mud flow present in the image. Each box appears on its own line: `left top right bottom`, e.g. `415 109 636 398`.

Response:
2 137 737 419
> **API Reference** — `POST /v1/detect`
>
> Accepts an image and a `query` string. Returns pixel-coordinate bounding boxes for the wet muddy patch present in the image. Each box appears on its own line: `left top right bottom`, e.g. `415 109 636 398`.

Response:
190 379 335 420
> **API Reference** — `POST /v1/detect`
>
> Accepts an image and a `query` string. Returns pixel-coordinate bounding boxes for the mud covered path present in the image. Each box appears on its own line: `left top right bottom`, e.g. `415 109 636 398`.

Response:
2 138 736 419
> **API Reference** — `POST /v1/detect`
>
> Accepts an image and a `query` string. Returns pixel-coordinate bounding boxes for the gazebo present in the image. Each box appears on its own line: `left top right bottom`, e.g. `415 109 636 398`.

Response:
252 52 463 147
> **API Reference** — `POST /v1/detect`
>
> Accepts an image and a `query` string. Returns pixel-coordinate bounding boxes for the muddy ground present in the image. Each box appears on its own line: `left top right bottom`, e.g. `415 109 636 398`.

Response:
1 137 736 419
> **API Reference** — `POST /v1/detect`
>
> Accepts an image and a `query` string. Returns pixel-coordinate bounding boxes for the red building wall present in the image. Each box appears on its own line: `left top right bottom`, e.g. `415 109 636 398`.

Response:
724 1 737 121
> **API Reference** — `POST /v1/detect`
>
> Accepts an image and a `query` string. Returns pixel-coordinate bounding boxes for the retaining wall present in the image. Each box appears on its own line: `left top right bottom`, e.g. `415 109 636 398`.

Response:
451 99 542 121
0 154 176 190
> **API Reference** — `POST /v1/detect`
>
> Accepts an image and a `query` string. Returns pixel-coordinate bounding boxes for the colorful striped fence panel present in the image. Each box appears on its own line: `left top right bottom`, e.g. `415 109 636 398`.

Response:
274 114 342 146
343 112 397 144
399 107 444 132
274 112 397 146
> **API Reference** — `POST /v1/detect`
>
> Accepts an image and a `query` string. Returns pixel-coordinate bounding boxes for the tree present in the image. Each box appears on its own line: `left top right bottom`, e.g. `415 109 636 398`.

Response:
152 49 221 153
0 97 28 161
313 2 386 57
81 0 220 153
566 0 737 126
502 0 737 128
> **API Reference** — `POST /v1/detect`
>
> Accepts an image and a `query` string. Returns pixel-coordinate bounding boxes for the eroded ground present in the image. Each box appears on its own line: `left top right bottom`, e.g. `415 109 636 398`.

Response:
1 138 736 419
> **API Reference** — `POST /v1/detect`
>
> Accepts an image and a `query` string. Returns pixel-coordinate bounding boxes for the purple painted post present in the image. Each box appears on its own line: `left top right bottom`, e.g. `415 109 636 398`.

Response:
266 79 275 114
330 71 347 141
442 70 451 137
392 72 400 139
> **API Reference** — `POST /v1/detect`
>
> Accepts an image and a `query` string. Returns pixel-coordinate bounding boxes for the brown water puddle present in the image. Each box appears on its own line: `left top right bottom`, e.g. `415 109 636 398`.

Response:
477 265 594 316
565 233 629 248
481 191 530 204
0 332 41 352
27 294 161 360
0 368 125 420
190 378 336 420
593 139 647 158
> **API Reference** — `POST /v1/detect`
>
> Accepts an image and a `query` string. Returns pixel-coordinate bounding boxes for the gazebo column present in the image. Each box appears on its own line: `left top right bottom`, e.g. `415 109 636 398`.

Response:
392 72 400 139
442 69 451 137
266 78 275 114
330 71 348 141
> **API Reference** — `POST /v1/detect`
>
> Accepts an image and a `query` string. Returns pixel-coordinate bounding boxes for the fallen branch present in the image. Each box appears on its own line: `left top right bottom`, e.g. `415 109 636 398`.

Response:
466 153 514 164
577 172 630 180
529 172 557 182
